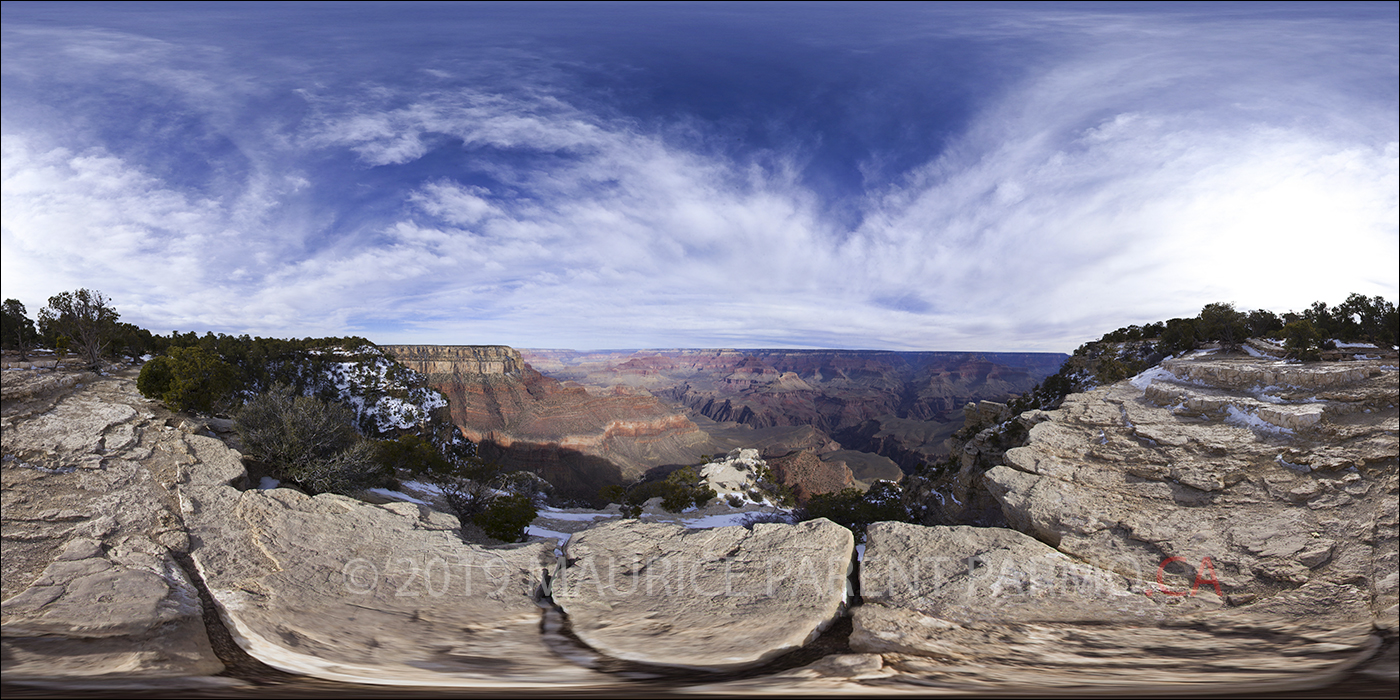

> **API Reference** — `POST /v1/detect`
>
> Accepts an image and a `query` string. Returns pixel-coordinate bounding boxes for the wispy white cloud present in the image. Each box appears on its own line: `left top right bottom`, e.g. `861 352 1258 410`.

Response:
1 6 1394 350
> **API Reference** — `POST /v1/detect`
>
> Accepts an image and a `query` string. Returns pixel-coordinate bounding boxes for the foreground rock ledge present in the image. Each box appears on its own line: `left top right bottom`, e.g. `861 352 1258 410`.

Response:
555 518 853 671
178 432 606 688
2 370 224 685
852 522 1380 691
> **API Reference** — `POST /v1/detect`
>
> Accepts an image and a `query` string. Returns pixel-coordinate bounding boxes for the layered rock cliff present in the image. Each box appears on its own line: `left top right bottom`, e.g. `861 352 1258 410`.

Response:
983 350 1399 623
382 345 709 497
524 349 1065 471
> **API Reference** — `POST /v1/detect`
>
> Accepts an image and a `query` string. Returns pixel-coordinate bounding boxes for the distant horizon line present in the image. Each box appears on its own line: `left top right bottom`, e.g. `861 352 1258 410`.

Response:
378 344 1071 356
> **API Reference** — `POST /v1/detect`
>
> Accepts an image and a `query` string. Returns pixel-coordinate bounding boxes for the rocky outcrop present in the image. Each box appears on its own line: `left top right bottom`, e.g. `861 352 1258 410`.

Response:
697 448 769 498
179 442 604 688
1 369 228 686
554 518 853 671
851 522 1382 692
983 353 1398 627
767 449 855 501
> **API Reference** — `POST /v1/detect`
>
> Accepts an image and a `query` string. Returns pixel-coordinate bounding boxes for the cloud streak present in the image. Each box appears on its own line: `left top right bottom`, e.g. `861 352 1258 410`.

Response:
2 4 1395 351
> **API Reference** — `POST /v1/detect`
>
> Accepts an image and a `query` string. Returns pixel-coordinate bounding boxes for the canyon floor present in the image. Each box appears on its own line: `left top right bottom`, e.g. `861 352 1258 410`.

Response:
1 350 1397 697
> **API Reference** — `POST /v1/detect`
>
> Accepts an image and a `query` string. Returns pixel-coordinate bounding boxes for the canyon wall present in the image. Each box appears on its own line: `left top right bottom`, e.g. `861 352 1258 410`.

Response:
523 349 1065 471
382 345 710 498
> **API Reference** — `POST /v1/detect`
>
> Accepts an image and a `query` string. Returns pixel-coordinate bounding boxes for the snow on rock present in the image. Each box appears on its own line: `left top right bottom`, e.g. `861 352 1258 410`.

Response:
367 488 430 505
315 345 449 435
699 448 767 498
1129 365 1175 391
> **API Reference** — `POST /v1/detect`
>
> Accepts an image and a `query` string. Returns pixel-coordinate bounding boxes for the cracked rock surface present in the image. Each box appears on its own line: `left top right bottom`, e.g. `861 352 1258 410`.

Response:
2 368 223 683
3 360 1396 695
985 354 1398 629
851 522 1378 691
554 518 852 671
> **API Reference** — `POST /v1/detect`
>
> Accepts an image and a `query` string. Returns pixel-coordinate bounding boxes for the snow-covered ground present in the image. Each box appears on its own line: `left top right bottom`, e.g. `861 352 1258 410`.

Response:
322 348 448 434
1129 365 1175 391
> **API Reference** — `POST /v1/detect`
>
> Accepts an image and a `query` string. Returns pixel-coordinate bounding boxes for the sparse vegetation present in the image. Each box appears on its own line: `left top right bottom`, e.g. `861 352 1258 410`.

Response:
600 465 717 517
793 480 910 543
234 384 390 495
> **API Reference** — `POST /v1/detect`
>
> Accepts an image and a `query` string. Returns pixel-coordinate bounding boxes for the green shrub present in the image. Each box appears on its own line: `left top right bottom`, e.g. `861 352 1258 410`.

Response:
235 385 388 494
599 466 717 516
138 346 238 414
473 493 538 543
796 481 910 543
1282 319 1322 361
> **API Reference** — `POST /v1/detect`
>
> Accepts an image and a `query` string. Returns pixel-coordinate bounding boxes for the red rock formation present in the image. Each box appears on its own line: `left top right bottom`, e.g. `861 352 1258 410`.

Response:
521 349 1065 473
767 449 855 501
382 346 708 489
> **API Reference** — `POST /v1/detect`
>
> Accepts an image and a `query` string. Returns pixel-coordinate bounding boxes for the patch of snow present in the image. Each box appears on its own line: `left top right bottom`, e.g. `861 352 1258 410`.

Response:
258 477 281 490
1225 405 1292 435
856 544 866 562
399 480 444 496
526 525 572 544
1129 365 1175 391
1354 354 1379 361
537 508 619 521
1242 344 1266 358
1334 340 1377 349
1275 454 1311 473
679 512 763 529
368 488 430 505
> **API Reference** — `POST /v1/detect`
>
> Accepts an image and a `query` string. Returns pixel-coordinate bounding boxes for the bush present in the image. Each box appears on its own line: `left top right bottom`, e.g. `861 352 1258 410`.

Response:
599 466 716 516
473 493 538 542
1282 319 1322 361
235 385 388 494
795 481 910 543
137 346 237 413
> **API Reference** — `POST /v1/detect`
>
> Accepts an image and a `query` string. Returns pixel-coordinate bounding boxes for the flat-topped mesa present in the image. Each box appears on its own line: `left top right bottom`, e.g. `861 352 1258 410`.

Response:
380 345 524 382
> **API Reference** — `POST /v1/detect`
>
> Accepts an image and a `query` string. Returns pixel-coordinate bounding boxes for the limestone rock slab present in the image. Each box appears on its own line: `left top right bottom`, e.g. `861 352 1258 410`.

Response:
555 518 853 671
851 522 1380 692
859 523 1165 624
2 371 223 681
178 442 604 688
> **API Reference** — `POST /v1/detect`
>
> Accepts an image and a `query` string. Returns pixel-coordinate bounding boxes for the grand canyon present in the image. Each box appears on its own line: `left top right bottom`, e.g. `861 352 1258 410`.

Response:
382 345 1066 501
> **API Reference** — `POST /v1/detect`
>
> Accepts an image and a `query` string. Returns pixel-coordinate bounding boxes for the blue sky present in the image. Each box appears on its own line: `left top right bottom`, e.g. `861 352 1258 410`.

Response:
2 2 1396 351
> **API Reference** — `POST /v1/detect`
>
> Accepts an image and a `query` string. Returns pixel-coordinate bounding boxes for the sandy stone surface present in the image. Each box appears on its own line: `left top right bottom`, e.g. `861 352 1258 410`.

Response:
177 430 607 688
851 522 1381 692
555 518 853 671
984 355 1398 628
2 367 223 683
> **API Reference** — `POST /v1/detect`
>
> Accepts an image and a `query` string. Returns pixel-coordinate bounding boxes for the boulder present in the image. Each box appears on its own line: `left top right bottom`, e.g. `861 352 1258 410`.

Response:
554 518 853 671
